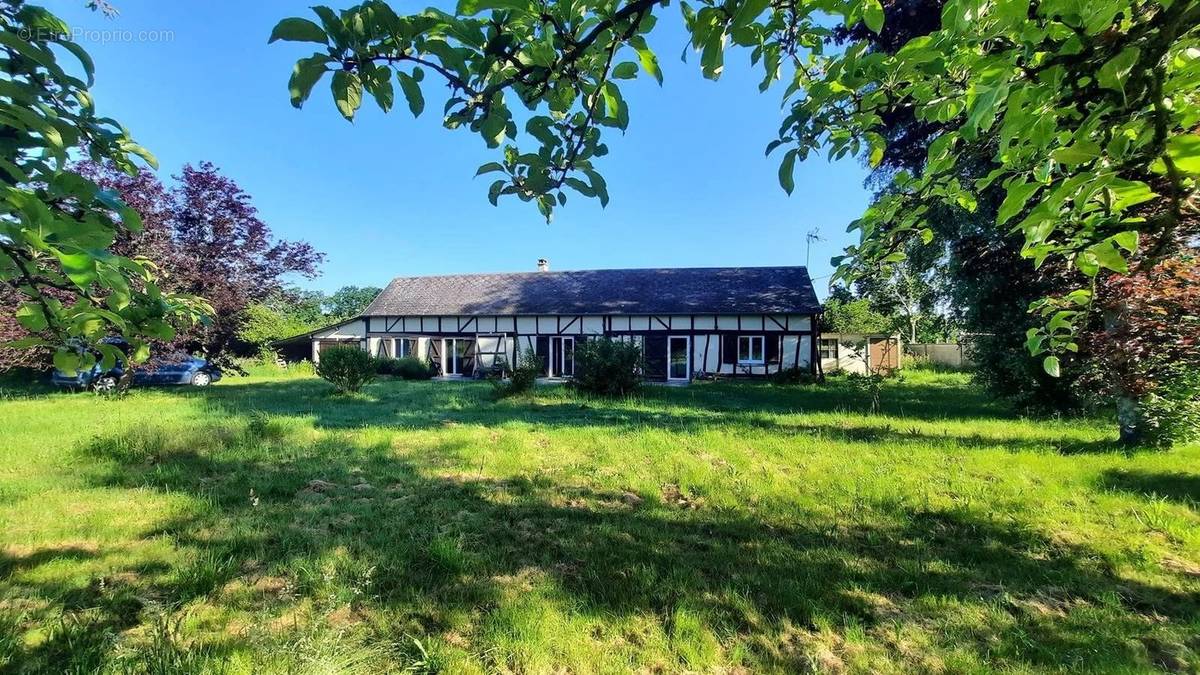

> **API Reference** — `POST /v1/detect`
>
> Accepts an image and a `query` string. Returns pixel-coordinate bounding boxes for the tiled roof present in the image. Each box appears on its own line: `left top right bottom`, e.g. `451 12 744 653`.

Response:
362 266 820 316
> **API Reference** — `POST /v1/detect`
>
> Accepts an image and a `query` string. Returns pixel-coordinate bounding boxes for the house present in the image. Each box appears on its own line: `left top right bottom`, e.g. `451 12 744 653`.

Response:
296 263 822 382
819 332 902 375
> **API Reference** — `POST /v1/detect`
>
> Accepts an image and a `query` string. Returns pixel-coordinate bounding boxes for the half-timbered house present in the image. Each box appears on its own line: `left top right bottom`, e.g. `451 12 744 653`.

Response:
302 264 822 382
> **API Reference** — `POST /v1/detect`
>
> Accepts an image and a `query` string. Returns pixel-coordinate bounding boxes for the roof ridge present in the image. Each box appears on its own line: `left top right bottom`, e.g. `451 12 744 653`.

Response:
382 265 811 283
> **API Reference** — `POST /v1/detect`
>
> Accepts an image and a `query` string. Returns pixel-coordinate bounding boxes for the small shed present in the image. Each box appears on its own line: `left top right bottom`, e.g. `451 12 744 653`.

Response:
819 333 902 375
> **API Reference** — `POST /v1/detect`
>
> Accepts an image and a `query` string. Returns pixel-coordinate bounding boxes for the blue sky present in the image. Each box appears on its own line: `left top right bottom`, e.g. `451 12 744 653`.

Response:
51 1 872 299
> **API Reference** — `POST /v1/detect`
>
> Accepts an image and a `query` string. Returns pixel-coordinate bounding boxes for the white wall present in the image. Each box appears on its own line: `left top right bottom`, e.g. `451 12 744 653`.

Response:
342 314 819 377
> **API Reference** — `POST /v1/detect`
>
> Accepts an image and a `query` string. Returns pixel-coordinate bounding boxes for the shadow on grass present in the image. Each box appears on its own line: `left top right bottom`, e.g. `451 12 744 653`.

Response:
160 376 1112 455
182 374 1015 426
2 414 1193 672
1099 469 1200 507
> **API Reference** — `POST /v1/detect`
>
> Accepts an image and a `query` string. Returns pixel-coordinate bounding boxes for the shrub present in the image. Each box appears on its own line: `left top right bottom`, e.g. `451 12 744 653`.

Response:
770 366 816 386
492 349 541 399
376 355 434 380
1133 363 1200 447
315 346 376 393
233 348 316 379
571 338 642 396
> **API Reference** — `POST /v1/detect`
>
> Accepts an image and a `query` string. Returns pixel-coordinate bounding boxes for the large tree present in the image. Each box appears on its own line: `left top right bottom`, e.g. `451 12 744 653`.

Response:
272 0 1200 439
79 162 324 367
322 285 383 319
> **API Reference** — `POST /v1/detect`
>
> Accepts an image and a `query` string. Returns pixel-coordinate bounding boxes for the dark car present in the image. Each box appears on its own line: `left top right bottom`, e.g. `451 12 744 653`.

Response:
51 347 221 391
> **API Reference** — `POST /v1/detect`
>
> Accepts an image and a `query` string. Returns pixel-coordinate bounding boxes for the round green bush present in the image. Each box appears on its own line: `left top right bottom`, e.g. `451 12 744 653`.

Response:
315 346 376 393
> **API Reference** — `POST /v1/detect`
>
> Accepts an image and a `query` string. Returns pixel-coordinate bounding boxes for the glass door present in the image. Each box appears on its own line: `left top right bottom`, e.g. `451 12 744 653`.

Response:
668 336 690 381
550 337 574 377
443 338 474 376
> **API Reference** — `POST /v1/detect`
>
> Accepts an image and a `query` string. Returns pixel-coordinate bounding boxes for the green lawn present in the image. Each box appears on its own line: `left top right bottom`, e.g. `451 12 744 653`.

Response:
0 372 1197 673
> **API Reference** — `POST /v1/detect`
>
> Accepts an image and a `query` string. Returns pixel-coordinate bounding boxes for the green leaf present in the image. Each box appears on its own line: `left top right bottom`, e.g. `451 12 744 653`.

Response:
731 0 771 28
289 55 329 108
53 349 81 375
332 70 362 121
700 28 726 80
1043 355 1060 377
456 0 531 15
778 149 797 195
997 180 1041 225
1096 47 1139 97
1165 133 1200 175
1025 328 1045 355
487 179 506 206
629 36 663 85
396 71 424 117
1087 240 1128 274
95 343 123 372
1107 179 1155 212
1051 140 1100 166
601 82 621 119
475 162 506 176
56 251 98 287
612 62 639 79
480 111 507 147
57 40 95 87
142 319 175 341
15 304 48 332
268 18 329 44
1111 231 1138 253
584 169 609 207
863 0 885 33
369 68 395 112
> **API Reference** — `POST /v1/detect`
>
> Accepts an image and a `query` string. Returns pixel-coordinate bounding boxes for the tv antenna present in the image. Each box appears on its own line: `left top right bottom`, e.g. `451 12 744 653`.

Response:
805 228 825 268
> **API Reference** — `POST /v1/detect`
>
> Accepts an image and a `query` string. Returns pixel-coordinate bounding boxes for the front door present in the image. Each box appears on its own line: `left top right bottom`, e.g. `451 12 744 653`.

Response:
550 336 574 377
667 336 690 381
442 338 474 376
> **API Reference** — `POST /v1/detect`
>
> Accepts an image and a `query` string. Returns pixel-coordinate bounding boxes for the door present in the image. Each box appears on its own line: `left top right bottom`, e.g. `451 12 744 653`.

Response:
550 336 574 377
442 338 475 376
667 336 690 381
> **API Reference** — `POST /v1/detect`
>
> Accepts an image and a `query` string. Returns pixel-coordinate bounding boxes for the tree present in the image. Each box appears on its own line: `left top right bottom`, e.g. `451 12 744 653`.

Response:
820 295 891 334
829 0 1089 412
322 285 382 319
75 162 324 367
272 0 1199 441
238 293 324 350
1 3 208 374
852 242 952 343
1083 252 1200 444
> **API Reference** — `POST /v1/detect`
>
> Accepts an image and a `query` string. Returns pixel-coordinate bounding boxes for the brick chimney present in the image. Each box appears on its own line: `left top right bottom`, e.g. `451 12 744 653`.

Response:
537 258 549 272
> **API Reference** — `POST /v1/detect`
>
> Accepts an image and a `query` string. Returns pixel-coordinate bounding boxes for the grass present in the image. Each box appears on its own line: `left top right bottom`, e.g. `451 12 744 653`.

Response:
0 371 1197 673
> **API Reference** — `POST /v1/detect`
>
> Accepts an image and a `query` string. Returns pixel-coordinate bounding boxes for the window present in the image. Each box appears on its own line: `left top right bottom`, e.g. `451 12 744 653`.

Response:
393 337 416 358
819 338 838 360
738 335 764 364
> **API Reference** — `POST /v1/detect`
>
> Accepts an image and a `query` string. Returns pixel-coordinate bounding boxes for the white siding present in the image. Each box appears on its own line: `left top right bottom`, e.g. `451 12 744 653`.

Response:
313 319 366 339
581 316 605 334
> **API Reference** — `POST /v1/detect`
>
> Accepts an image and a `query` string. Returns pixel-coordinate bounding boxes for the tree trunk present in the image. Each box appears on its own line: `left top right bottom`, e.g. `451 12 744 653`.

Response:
1116 396 1143 445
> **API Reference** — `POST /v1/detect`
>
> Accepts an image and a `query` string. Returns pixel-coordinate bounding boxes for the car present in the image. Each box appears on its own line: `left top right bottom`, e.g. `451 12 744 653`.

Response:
51 347 221 391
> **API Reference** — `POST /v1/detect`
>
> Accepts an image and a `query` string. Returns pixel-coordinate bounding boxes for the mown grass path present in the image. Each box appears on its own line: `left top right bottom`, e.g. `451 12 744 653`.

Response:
1 372 1197 673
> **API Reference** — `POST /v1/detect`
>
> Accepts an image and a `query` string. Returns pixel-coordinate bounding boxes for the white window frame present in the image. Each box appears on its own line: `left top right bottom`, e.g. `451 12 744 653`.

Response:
738 335 765 365
819 338 838 360
392 337 416 359
667 335 691 381
549 336 574 378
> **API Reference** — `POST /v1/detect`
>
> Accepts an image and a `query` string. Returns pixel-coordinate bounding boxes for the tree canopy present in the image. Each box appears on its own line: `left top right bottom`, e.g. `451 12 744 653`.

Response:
274 0 1200 377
